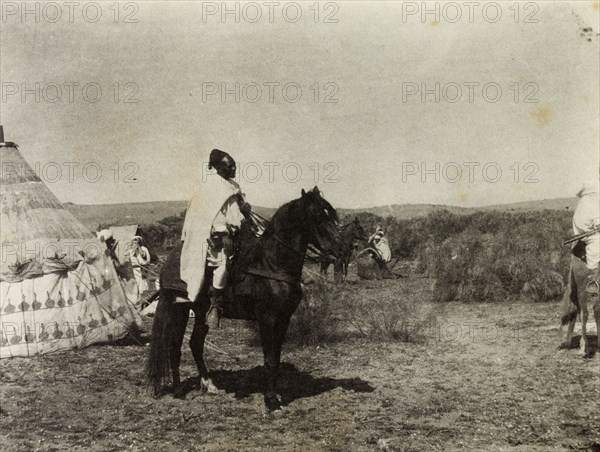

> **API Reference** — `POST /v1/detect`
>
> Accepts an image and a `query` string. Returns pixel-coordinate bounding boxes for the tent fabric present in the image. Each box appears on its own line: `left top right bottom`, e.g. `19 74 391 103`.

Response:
0 253 141 358
1 145 100 281
0 142 141 357
109 225 139 246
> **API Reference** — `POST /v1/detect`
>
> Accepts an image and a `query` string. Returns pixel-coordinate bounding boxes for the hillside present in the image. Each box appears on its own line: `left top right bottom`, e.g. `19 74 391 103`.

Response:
66 201 276 231
67 197 578 231
480 197 577 212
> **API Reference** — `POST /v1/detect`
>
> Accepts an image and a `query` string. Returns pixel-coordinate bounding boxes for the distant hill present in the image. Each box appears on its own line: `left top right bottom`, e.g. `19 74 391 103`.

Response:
66 201 275 231
67 201 188 230
338 204 471 219
479 197 577 212
67 197 579 231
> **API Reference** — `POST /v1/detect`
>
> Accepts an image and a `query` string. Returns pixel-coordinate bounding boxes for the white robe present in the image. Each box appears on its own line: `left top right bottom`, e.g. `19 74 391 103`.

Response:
375 237 392 263
180 175 242 301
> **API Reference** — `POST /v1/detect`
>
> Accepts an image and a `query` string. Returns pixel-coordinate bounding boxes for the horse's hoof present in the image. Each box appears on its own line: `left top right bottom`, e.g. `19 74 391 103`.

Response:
264 395 282 412
557 342 570 350
201 378 222 395
173 387 186 399
583 352 595 359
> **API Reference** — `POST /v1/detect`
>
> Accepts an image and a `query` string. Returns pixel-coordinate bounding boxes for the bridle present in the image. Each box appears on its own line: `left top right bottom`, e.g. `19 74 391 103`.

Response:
249 211 331 260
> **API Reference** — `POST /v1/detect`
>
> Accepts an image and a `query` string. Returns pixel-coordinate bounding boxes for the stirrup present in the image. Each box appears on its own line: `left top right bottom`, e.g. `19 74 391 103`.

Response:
586 280 599 295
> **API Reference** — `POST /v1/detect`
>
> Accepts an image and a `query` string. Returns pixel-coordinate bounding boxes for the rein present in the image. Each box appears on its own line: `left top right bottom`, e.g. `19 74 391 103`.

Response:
249 211 328 260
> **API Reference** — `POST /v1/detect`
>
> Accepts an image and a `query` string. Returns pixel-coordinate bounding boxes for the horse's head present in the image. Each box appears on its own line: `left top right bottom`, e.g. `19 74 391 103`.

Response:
300 187 343 260
351 217 369 243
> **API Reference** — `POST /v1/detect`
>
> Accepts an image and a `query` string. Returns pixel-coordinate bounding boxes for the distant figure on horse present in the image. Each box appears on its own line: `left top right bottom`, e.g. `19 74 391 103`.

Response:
146 150 342 410
319 217 368 281
354 225 395 280
561 179 599 358
368 225 392 265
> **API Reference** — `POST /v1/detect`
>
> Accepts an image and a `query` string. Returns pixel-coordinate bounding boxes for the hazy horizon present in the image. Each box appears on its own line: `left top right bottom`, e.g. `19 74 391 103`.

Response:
66 194 577 211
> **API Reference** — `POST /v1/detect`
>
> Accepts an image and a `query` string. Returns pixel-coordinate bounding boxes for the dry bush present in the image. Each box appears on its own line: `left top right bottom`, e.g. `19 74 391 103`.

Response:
285 279 344 346
248 277 435 347
429 211 571 303
337 283 436 343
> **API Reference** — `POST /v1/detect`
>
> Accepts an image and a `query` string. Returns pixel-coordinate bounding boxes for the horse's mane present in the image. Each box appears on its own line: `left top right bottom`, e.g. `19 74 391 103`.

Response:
260 198 303 240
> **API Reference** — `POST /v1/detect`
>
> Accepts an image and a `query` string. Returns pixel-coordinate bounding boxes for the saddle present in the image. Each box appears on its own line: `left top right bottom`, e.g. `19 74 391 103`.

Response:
571 240 587 263
159 221 273 320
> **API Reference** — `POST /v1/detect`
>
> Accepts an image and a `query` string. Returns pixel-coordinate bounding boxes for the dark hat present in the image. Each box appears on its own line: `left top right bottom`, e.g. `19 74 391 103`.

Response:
208 149 230 169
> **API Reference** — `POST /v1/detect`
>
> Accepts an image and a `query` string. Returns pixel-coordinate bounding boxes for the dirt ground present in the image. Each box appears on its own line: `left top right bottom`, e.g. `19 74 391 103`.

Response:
1 276 599 452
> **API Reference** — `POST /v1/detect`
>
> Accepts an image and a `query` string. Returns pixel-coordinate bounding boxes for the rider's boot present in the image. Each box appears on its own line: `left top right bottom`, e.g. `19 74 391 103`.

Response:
206 288 224 329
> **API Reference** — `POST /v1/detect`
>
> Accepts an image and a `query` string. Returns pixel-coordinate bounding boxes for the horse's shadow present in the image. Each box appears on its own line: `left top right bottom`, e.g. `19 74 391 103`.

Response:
175 363 375 405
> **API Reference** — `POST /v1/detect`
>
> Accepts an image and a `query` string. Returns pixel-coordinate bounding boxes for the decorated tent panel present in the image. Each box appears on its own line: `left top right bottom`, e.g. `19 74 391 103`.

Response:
0 252 141 358
0 128 141 357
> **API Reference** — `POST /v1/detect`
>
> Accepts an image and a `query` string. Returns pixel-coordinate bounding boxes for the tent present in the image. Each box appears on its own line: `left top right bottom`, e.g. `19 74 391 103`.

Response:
109 225 141 245
0 126 142 358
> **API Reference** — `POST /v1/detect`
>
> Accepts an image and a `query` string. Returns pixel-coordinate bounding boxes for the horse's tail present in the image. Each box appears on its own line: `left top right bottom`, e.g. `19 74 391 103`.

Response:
560 264 579 326
561 308 579 326
145 289 175 397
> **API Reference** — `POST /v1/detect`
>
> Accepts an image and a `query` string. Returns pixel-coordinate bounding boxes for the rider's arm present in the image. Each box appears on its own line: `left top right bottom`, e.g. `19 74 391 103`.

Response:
224 197 244 235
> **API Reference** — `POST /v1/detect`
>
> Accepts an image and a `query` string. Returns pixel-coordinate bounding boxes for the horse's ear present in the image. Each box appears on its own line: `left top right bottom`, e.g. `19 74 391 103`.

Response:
301 188 306 197
312 186 320 194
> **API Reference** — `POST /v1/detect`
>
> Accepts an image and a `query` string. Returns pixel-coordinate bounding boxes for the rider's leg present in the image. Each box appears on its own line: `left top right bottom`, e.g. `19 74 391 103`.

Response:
583 234 599 293
206 264 226 328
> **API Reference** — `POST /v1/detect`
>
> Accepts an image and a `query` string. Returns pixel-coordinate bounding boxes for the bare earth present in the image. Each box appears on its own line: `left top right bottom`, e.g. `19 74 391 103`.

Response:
1 277 599 451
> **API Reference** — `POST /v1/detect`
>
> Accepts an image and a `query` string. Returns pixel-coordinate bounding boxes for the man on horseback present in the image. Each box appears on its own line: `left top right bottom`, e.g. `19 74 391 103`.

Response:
573 180 600 292
180 149 252 328
368 226 392 264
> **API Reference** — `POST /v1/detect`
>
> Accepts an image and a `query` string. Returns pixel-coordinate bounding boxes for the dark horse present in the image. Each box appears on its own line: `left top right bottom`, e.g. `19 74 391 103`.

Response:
319 217 368 282
146 187 342 410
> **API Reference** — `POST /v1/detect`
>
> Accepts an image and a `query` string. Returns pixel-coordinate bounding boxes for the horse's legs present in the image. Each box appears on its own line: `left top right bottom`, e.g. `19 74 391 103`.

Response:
563 313 577 350
560 264 578 350
344 256 350 281
171 305 189 397
190 316 219 393
272 316 291 394
594 295 600 355
320 261 328 275
258 313 282 411
579 287 591 357
581 273 599 358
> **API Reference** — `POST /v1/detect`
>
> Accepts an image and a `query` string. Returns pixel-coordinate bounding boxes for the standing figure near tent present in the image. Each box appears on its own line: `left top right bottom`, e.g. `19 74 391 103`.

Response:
180 149 252 329
98 229 139 305
129 236 151 294
98 230 134 280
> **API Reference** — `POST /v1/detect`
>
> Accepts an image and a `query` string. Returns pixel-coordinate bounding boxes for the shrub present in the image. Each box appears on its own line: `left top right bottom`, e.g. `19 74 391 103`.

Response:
338 282 436 342
430 210 571 303
285 279 343 346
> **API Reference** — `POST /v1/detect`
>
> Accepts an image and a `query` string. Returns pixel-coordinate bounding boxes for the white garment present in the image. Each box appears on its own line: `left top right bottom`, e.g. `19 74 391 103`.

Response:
375 237 392 263
206 196 244 290
180 175 243 301
129 245 150 293
573 180 600 270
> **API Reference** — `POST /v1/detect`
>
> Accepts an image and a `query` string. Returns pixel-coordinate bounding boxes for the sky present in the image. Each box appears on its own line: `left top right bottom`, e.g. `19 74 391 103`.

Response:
1 0 599 209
